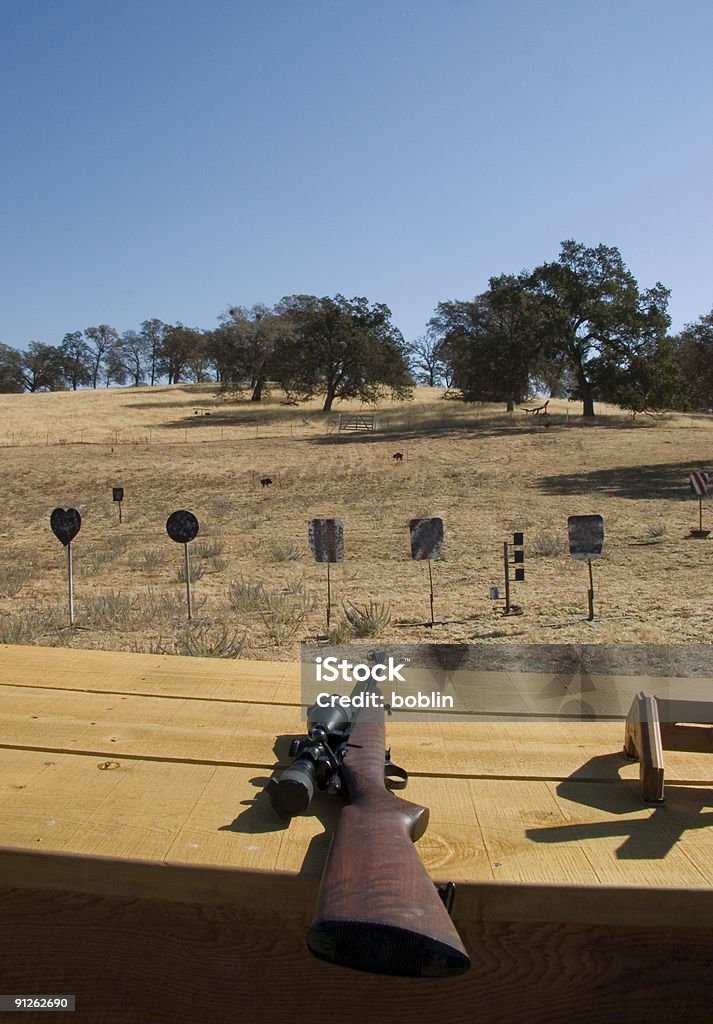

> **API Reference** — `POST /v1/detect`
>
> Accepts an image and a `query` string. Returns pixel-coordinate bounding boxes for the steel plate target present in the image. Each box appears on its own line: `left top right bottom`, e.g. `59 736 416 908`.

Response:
409 517 444 560
50 507 82 547
166 510 199 544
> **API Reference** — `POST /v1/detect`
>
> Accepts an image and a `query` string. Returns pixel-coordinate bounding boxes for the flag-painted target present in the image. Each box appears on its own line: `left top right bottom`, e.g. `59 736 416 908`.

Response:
166 510 199 543
690 471 709 497
50 507 81 547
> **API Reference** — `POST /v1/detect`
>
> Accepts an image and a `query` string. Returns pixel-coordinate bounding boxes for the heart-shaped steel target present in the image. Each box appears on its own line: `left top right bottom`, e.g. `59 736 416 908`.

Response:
50 507 82 546
166 510 199 544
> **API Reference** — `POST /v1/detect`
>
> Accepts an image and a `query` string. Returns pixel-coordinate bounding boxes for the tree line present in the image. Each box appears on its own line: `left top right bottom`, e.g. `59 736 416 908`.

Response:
1 241 712 417
0 297 411 413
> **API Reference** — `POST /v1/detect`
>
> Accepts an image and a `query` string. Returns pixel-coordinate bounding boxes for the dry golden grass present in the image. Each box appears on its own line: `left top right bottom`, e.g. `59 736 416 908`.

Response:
1 383 712 660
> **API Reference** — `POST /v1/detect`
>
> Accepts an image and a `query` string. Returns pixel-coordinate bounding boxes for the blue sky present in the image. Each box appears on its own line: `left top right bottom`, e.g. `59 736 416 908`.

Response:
1 0 711 350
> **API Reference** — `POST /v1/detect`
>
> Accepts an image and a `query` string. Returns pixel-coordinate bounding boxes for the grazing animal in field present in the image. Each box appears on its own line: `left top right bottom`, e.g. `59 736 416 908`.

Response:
393 452 404 462
260 477 273 487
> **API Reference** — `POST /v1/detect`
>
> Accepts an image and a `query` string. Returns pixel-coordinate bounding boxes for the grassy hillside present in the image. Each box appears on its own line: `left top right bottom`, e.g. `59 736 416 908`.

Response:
1 384 711 661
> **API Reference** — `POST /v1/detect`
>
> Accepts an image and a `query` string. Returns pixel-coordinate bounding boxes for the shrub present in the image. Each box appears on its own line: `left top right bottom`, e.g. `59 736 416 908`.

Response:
141 546 171 570
267 540 302 563
176 558 205 583
528 529 564 556
342 600 392 638
82 590 139 627
194 539 225 559
0 567 32 597
260 590 312 645
152 620 246 658
228 578 266 612
327 620 353 644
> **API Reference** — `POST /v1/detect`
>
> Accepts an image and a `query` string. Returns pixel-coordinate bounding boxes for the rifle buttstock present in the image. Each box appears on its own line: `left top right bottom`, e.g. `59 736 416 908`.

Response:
307 784 471 977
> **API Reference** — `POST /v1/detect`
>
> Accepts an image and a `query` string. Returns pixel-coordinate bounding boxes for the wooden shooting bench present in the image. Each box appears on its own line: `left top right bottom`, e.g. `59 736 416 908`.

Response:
2 646 713 1023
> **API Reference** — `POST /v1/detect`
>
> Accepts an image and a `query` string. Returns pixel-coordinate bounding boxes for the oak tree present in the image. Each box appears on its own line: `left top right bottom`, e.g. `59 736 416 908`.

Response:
277 294 412 412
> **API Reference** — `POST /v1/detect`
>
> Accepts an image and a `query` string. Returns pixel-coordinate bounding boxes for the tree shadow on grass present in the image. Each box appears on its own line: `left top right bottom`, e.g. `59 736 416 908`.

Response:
308 418 576 447
538 460 710 500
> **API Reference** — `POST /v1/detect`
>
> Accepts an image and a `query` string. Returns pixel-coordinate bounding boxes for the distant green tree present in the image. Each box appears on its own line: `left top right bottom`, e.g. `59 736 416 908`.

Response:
21 342 65 392
139 319 170 386
0 342 24 392
674 309 713 411
429 274 545 410
526 240 671 417
277 294 412 411
116 330 151 387
210 304 290 400
159 325 204 384
103 344 128 388
83 325 119 389
185 336 213 383
59 331 91 390
528 346 577 399
589 334 687 416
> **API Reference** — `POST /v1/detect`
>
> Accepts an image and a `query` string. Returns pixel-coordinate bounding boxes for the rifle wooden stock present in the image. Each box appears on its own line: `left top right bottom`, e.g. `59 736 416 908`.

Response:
307 715 471 977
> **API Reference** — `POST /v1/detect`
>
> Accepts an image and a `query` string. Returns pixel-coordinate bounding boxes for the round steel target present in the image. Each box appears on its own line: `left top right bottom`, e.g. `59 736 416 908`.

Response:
166 510 199 544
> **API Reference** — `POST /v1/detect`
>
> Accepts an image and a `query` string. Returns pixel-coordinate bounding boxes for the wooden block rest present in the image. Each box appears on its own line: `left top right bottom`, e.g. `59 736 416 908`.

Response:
624 691 713 802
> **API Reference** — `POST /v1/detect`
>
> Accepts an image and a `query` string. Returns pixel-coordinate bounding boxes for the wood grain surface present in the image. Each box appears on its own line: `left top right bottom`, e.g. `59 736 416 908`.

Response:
2 644 713 1021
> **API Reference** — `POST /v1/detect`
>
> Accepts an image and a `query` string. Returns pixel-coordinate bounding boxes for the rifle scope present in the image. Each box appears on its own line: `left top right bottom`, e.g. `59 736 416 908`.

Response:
267 700 351 819
268 754 318 818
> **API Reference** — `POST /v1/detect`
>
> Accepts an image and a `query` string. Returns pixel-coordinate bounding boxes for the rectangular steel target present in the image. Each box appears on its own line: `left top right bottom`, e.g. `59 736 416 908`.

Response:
567 514 604 560
308 518 344 563
409 517 444 560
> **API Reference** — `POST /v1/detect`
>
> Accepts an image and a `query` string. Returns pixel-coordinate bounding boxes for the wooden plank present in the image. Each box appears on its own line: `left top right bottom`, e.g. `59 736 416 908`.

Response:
4 839 713 931
165 763 328 872
5 682 713 786
0 685 293 766
6 645 713 719
5 747 713 902
0 752 218 862
1 883 712 1024
0 746 59 799
0 644 297 703
3 644 713 948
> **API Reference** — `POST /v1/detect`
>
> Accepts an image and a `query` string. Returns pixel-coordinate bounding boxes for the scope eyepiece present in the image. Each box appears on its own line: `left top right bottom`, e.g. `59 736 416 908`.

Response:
267 754 317 819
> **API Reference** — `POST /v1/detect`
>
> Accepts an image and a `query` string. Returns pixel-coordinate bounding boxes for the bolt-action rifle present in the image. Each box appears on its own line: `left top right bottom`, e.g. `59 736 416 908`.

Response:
267 653 471 977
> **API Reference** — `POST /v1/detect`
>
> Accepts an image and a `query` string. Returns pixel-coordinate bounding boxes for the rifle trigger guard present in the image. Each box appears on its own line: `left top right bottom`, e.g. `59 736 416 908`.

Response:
384 756 408 790
435 882 456 915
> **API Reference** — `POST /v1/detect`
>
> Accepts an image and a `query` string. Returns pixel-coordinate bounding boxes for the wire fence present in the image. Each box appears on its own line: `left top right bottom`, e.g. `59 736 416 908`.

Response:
2 406 690 449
